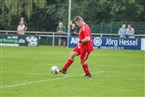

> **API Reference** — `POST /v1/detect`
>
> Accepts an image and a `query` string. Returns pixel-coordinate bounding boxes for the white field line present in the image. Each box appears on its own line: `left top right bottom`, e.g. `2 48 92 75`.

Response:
0 71 104 89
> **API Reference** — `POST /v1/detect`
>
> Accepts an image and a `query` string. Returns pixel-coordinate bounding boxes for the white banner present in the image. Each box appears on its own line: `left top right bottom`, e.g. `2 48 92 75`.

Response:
141 38 145 50
0 43 19 46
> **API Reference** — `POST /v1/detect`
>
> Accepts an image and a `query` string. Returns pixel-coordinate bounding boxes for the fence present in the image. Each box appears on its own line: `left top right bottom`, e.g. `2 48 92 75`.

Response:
91 21 145 34
0 30 145 46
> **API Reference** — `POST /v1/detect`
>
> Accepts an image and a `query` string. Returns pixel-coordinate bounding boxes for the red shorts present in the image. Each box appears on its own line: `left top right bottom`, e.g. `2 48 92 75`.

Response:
73 46 91 62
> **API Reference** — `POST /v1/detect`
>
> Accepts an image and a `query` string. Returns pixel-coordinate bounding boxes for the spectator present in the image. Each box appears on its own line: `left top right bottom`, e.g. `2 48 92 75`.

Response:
126 24 135 38
56 22 67 47
19 17 28 31
118 24 126 38
70 23 78 36
17 20 25 35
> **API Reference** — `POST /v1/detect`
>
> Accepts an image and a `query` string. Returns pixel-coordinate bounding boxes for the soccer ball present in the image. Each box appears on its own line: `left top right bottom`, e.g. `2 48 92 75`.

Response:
50 66 59 74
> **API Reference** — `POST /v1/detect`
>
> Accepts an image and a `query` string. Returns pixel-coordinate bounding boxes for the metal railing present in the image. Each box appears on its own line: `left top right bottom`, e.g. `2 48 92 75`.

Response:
91 21 145 34
0 30 145 46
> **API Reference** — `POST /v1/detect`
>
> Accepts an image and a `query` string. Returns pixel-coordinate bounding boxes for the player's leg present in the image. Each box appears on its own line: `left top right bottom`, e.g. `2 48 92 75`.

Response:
59 51 78 74
81 61 91 78
80 51 91 78
59 46 80 74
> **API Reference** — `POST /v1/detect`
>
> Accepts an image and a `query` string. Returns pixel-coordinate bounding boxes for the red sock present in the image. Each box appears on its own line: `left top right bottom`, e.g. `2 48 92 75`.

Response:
82 64 90 75
63 59 73 70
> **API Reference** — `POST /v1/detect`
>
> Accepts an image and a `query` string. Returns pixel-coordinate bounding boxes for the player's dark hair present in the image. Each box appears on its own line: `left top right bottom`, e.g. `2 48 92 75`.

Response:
74 16 84 22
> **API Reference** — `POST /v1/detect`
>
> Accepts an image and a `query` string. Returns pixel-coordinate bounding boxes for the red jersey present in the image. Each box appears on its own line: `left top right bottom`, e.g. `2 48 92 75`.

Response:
79 24 94 52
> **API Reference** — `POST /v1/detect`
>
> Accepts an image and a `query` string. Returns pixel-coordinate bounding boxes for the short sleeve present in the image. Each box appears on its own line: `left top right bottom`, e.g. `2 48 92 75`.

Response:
63 26 66 32
83 26 90 37
132 28 135 34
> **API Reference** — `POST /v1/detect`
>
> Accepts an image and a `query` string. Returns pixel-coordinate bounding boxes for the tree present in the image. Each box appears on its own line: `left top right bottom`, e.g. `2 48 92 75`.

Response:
0 0 144 31
56 0 145 24
0 0 47 27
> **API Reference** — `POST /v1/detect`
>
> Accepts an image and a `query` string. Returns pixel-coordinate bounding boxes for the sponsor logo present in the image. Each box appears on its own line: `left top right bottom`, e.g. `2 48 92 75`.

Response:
18 38 25 43
70 37 79 44
105 38 138 46
93 37 102 46
26 36 37 46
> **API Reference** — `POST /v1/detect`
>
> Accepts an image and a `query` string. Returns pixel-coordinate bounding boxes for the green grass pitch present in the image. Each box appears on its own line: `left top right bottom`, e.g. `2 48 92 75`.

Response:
0 46 144 97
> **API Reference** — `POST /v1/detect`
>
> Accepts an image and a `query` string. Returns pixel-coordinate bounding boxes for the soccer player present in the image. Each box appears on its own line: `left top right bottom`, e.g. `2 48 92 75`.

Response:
59 16 94 78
